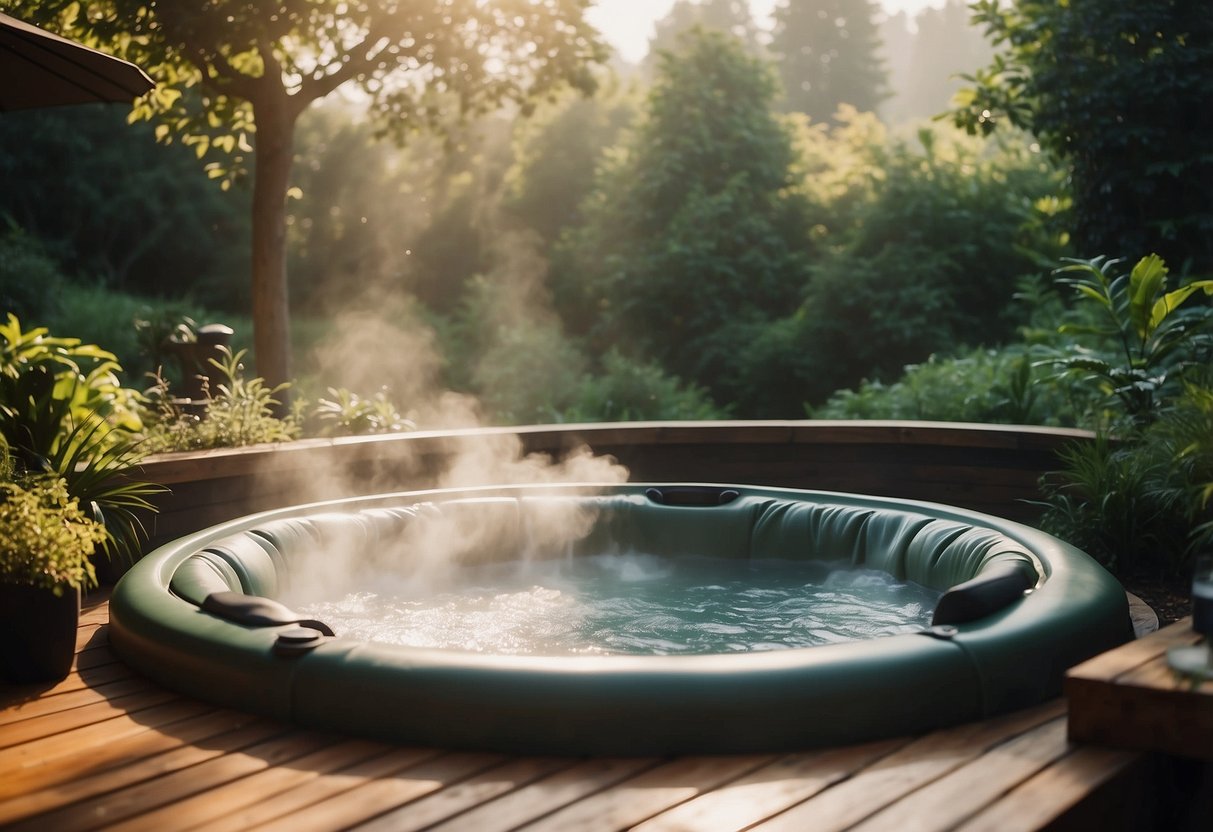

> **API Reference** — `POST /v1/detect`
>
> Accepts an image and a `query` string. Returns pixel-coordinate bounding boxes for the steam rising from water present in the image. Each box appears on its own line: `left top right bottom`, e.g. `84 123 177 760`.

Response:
271 265 628 604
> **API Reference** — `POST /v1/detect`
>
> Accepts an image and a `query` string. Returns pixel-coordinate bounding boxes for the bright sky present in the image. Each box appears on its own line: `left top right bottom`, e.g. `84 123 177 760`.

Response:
586 0 947 64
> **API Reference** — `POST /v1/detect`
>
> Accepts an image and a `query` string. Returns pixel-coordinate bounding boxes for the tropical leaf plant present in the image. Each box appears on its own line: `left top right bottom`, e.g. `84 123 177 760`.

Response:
0 315 160 564
1039 254 1213 427
0 313 142 434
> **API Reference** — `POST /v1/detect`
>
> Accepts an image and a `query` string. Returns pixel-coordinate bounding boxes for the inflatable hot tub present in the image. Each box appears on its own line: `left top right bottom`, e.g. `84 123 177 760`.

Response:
110 483 1132 754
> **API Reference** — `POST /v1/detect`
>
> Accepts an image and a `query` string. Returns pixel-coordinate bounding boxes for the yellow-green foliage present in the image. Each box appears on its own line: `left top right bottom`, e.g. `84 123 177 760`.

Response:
141 347 299 452
0 478 106 594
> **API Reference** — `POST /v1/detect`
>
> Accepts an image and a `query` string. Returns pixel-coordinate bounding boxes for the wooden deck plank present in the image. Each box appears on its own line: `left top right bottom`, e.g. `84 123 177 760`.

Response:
190 747 446 832
80 604 112 627
102 738 394 832
0 706 243 803
0 712 276 825
630 740 907 832
0 677 166 726
516 754 781 832
72 644 125 672
737 702 1067 832
0 687 179 749
954 745 1144 832
74 623 105 652
245 752 509 832
836 717 1075 831
4 729 335 832
423 757 664 832
349 756 576 832
1065 616 1211 761
0 699 221 783
0 659 134 709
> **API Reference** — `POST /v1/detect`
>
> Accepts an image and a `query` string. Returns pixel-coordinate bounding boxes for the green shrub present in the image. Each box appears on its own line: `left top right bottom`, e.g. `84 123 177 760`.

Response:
140 347 299 452
0 477 108 594
813 345 1088 426
1034 253 1213 575
307 388 414 438
1141 377 1213 558
731 121 1068 414
563 349 726 423
1035 434 1190 575
0 315 160 563
47 287 236 386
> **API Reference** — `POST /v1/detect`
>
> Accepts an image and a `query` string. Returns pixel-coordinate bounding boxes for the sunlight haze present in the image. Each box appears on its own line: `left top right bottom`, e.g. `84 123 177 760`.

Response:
587 0 948 64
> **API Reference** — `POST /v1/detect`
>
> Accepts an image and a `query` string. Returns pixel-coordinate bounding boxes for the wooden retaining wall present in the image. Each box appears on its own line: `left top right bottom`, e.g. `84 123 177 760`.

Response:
134 421 1091 549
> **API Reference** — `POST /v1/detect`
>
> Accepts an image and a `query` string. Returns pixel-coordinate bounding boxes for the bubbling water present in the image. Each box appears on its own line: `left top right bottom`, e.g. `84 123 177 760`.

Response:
299 555 942 656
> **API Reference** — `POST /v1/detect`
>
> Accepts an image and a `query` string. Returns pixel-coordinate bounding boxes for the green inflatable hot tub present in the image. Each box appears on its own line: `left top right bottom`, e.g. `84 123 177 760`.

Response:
110 484 1133 754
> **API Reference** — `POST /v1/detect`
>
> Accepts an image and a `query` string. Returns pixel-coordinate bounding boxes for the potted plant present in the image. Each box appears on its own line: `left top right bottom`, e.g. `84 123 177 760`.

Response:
0 317 162 682
0 459 107 683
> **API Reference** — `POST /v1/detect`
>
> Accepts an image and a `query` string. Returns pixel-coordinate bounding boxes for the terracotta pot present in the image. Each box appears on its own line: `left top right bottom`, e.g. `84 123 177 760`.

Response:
0 583 80 683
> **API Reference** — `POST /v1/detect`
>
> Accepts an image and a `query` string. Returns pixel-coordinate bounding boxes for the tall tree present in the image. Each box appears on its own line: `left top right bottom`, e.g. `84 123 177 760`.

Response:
552 30 811 411
882 0 994 125
504 83 638 245
4 1 606 389
0 104 249 307
645 0 761 70
770 0 887 123
951 0 1213 271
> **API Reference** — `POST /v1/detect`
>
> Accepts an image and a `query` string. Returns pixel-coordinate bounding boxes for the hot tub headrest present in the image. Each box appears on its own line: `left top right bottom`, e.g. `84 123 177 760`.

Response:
931 563 1038 626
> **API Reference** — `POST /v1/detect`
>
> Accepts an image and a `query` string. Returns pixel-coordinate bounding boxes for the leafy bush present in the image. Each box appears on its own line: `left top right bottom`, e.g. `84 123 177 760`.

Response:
0 315 159 563
1035 435 1188 575
0 229 65 324
1138 377 1213 558
45 287 238 386
951 0 1213 272
563 349 726 423
771 125 1067 409
0 477 108 594
813 346 1066 425
307 388 414 438
551 30 812 410
1034 254 1213 575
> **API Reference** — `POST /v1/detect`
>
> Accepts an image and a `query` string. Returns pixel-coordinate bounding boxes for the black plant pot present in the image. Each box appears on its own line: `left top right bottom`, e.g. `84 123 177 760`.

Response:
0 583 80 684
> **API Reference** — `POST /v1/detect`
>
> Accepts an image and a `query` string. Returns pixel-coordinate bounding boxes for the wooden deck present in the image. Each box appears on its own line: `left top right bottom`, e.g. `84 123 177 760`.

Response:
0 593 1189 832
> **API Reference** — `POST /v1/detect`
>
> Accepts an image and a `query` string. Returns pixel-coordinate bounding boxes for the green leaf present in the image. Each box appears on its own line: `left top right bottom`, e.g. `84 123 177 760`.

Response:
1128 254 1168 340
1149 280 1213 330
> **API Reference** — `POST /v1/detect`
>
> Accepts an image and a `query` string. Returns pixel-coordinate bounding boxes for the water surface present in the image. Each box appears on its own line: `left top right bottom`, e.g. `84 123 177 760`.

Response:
300 554 941 656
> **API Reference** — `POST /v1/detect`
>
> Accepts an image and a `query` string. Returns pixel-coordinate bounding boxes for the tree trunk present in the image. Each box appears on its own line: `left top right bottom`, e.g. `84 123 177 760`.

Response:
249 94 295 393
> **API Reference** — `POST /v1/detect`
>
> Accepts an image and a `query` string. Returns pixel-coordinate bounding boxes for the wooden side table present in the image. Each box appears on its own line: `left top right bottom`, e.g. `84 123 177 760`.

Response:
1067 617 1212 760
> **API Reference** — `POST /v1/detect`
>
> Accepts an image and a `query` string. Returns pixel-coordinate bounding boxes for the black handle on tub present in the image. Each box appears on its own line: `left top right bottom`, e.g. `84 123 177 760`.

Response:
201 591 336 636
644 486 741 507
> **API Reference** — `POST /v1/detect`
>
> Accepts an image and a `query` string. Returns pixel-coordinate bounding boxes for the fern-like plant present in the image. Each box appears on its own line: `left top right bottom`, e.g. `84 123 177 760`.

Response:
1041 254 1213 428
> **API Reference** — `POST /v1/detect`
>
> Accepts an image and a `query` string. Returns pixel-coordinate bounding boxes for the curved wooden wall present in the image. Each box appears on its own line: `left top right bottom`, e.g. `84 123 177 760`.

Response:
135 420 1092 548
